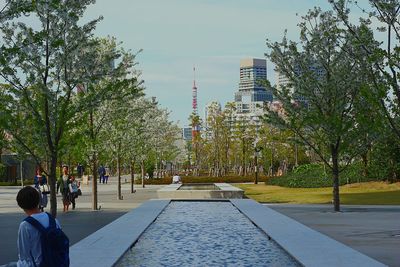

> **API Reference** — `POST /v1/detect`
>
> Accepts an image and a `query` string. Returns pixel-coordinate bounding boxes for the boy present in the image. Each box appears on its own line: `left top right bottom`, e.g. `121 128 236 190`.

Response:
15 186 68 267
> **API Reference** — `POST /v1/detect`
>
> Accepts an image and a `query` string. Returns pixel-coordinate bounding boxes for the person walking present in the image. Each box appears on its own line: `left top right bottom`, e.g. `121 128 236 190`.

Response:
104 167 110 184
76 163 84 179
58 166 71 212
14 186 69 267
98 164 106 184
68 176 80 210
34 169 49 212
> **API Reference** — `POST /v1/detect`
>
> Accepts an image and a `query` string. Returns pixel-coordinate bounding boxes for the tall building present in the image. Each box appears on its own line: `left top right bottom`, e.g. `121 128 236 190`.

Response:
275 63 324 103
234 58 272 114
182 127 192 141
232 58 272 126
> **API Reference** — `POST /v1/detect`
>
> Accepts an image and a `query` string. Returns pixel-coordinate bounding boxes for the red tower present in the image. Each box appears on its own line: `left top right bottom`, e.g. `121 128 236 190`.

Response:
192 66 200 138
192 66 198 115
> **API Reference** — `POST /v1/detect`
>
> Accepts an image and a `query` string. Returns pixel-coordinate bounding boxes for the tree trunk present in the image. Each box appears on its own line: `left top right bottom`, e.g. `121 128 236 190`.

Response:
242 138 246 176
117 151 122 200
361 151 368 179
89 108 99 210
331 147 340 212
254 151 258 184
130 160 135 193
141 160 145 188
49 154 58 218
91 153 98 210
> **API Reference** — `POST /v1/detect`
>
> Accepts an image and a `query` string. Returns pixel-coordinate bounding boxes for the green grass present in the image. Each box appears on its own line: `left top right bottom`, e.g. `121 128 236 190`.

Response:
236 182 400 205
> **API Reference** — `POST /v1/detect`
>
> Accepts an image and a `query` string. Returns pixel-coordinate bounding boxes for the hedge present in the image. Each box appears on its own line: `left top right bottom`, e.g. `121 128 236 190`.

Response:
0 179 35 186
134 175 268 185
266 163 382 188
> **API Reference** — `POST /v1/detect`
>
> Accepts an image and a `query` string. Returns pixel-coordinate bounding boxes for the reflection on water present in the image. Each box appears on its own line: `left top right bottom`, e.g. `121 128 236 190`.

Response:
116 201 300 267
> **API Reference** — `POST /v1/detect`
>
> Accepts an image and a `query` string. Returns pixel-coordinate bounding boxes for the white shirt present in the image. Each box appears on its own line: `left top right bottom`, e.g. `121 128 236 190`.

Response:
172 175 181 183
17 212 61 267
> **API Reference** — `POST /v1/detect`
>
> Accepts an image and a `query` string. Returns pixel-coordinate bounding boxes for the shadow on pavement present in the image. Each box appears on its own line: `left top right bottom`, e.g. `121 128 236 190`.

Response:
0 210 127 265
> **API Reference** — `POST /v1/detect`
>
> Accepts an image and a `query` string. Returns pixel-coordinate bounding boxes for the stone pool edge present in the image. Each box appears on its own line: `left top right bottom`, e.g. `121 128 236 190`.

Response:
157 183 244 199
70 199 386 267
230 199 386 267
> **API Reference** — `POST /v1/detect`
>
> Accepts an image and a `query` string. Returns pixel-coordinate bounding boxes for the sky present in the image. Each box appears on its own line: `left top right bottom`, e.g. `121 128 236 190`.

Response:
83 0 349 127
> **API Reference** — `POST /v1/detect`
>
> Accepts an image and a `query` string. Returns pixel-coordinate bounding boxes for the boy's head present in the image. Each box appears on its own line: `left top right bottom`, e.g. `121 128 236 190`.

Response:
16 186 40 211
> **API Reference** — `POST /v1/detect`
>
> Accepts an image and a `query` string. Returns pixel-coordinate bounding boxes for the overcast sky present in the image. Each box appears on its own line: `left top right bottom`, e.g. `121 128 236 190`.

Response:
83 0 357 126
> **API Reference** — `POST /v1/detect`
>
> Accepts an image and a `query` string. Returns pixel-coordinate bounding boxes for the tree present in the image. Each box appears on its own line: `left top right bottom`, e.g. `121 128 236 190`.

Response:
231 116 257 176
189 112 201 176
331 0 400 141
265 8 375 211
76 37 143 209
0 0 101 217
205 102 225 177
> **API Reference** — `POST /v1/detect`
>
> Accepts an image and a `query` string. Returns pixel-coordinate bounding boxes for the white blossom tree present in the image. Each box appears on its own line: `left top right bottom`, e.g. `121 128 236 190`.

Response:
0 0 102 217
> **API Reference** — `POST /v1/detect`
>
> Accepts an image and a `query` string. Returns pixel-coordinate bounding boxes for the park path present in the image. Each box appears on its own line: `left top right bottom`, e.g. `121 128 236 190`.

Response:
0 175 163 265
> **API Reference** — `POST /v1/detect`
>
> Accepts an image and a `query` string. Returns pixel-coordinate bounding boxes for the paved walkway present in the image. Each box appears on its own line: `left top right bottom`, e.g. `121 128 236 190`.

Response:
0 178 399 266
268 204 400 267
0 176 163 265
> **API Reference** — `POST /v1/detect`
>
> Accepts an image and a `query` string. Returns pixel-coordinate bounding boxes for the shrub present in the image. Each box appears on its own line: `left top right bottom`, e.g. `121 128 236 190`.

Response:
135 175 268 185
0 163 6 179
0 179 34 186
266 162 378 188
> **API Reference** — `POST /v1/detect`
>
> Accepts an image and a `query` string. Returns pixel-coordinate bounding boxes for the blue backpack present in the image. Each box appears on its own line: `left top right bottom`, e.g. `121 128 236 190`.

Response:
24 213 70 267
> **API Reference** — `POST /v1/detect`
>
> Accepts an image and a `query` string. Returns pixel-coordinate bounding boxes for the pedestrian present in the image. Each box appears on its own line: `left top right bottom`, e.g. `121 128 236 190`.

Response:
68 176 80 210
14 186 69 267
104 166 110 184
76 163 84 179
98 164 105 184
33 169 45 189
172 173 181 184
34 169 49 212
58 166 71 212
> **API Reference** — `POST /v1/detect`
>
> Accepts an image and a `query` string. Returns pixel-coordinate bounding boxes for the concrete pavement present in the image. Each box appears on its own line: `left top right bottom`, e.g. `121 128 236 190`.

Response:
0 176 163 265
268 204 400 267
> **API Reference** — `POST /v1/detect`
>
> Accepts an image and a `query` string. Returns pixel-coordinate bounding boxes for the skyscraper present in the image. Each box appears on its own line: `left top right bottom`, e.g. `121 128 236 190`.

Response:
234 58 272 114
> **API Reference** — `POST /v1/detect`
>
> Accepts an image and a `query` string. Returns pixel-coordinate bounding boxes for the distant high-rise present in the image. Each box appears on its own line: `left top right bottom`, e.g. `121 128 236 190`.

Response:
234 58 272 114
275 63 324 103
182 127 192 141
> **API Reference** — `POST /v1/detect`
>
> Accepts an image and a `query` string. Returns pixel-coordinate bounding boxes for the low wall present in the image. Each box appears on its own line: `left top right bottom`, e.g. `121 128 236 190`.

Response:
157 183 244 199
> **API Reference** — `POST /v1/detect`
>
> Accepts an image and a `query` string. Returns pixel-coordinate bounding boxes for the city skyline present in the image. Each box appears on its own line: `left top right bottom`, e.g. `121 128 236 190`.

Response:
85 0 356 126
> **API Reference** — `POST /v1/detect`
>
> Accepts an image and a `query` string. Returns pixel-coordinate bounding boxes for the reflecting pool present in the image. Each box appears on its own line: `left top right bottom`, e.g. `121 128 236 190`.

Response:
116 201 300 267
178 184 220 190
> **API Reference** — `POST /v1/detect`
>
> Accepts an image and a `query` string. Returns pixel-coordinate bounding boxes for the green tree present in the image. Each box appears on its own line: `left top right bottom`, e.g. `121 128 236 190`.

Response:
0 0 101 217
189 112 202 176
265 8 375 211
331 0 400 140
76 37 143 208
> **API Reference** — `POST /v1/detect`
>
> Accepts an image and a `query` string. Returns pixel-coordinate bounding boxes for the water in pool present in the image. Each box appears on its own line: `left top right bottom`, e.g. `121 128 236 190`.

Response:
116 201 300 267
178 184 219 190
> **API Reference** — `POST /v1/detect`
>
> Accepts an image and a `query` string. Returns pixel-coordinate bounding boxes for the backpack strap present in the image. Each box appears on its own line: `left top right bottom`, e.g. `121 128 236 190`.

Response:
24 216 46 234
24 213 57 232
46 212 56 229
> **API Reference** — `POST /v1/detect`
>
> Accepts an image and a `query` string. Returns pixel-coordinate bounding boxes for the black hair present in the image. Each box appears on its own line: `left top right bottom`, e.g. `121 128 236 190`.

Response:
16 186 40 210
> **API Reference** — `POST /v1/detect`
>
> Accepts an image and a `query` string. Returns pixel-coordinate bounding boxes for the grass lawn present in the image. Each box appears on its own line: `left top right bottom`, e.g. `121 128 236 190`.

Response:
236 182 400 205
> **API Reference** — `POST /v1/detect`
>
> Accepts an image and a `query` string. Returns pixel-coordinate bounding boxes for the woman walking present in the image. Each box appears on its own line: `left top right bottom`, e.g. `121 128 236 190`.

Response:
58 166 71 212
